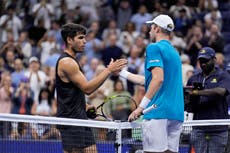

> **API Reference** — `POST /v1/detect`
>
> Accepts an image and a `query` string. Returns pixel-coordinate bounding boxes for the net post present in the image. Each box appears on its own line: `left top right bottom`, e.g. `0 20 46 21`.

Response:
115 120 122 153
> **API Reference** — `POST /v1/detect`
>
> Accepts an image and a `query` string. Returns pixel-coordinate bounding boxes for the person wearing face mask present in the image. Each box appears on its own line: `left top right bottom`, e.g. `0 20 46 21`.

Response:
186 47 230 153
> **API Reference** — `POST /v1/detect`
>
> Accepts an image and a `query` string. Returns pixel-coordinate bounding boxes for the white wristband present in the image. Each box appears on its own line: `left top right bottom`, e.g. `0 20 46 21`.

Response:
119 69 130 79
139 96 151 109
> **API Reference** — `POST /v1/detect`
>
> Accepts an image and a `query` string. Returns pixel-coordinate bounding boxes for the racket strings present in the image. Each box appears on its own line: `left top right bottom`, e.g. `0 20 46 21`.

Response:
102 95 137 121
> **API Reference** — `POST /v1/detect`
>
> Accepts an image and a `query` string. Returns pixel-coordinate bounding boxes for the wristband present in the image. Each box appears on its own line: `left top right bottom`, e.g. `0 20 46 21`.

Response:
139 96 151 109
192 90 199 95
119 69 130 79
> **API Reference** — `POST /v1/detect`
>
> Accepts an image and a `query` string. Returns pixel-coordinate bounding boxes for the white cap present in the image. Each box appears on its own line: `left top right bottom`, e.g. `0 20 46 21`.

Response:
146 14 174 32
29 56 39 63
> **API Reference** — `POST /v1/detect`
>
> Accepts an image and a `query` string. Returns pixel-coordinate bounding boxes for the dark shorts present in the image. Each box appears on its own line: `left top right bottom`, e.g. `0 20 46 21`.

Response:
58 125 96 151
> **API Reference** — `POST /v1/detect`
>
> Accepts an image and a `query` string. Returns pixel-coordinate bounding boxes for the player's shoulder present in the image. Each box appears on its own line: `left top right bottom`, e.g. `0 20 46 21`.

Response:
58 57 79 71
146 42 161 53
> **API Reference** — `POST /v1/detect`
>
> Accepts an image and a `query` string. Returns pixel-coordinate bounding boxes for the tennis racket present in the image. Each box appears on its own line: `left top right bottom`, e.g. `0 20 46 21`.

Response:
87 95 138 121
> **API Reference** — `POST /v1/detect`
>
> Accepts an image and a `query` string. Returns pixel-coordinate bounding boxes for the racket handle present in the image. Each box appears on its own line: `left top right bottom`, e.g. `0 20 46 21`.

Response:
142 104 157 114
86 108 97 119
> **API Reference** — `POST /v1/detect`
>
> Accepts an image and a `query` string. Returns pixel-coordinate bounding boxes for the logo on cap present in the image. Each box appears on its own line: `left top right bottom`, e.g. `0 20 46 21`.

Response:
167 24 174 31
200 49 206 54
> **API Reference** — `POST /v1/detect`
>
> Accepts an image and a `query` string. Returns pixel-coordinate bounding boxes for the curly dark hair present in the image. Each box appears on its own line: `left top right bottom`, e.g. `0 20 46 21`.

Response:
60 23 87 46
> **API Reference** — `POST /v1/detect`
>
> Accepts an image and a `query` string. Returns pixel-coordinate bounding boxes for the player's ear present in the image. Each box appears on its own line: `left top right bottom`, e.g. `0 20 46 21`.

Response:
156 26 161 33
67 37 73 44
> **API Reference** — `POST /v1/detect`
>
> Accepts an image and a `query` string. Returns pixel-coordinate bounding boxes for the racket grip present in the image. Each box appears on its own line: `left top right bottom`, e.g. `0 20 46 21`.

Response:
86 108 97 119
142 104 157 114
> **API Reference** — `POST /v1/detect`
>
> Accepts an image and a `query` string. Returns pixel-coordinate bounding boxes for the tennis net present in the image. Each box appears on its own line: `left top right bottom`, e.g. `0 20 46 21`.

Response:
0 113 230 153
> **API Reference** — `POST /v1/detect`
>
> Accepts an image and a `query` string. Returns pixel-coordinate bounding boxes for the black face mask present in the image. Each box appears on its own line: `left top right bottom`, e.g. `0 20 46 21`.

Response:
199 58 215 75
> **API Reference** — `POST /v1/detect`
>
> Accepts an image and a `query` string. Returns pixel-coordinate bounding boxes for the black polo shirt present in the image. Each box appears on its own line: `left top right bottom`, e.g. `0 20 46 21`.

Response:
187 67 230 131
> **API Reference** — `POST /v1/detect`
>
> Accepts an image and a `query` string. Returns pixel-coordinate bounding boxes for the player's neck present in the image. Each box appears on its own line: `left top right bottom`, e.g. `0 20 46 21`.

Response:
64 48 76 58
155 34 170 42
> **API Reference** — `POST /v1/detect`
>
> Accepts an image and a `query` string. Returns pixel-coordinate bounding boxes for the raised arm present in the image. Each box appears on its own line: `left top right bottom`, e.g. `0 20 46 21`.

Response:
59 58 127 95
119 69 145 85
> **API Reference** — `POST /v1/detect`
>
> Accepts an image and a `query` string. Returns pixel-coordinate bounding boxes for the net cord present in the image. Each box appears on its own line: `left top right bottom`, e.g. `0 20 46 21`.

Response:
1 113 230 129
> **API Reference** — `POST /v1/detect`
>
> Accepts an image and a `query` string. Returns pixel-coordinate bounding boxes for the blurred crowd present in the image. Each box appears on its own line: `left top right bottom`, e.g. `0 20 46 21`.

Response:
0 0 230 140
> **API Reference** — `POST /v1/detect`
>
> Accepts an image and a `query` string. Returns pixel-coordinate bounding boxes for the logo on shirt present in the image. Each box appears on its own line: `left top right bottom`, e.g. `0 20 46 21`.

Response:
211 78 217 83
149 59 160 63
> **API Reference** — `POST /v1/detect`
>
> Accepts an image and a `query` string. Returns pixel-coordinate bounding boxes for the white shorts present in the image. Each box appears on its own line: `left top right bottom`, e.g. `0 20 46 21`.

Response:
142 119 183 152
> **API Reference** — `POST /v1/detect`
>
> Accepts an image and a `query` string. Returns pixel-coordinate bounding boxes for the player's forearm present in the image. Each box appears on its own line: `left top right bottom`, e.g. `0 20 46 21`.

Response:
128 73 145 85
119 69 144 85
84 68 111 95
145 78 163 101
193 87 227 96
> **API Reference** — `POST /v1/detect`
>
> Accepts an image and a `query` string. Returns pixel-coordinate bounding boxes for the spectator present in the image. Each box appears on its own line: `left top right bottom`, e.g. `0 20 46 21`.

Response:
151 1 168 18
50 20 64 49
130 5 152 32
206 24 224 53
88 21 102 40
102 20 121 42
199 0 219 12
186 47 230 153
215 52 225 69
204 8 222 29
133 35 147 57
170 32 187 53
0 57 6 77
0 71 13 113
203 18 213 38
85 58 100 81
78 0 100 26
109 79 132 121
0 3 22 43
101 34 123 66
169 0 191 19
11 58 26 88
1 32 24 61
121 22 140 41
17 31 32 62
44 48 60 68
12 79 34 115
117 31 133 55
32 0 54 30
97 0 115 29
84 30 103 63
186 25 207 67
24 56 47 103
28 18 47 46
10 78 34 141
44 67 56 101
174 8 192 36
31 87 55 116
39 31 59 65
78 54 89 74
59 6 83 25
4 49 16 73
181 54 194 86
126 45 142 95
139 24 150 40
30 87 60 140
116 0 132 30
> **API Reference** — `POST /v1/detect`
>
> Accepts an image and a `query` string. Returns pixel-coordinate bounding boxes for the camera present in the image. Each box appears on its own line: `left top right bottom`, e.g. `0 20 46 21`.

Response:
192 82 204 90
